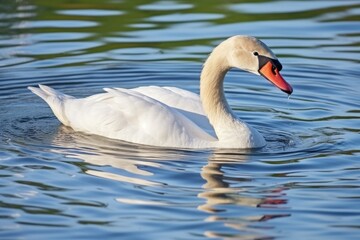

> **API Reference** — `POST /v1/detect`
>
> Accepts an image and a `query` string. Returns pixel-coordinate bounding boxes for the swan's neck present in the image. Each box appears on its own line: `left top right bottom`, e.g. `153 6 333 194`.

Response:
200 47 234 129
200 45 265 148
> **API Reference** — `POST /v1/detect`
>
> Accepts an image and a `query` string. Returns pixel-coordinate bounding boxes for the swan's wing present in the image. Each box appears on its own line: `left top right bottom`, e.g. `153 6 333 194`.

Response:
132 86 215 136
63 88 216 148
133 86 202 113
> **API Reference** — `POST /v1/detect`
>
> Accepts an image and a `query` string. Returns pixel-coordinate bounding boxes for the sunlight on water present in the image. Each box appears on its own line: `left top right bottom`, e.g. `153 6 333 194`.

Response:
0 0 359 239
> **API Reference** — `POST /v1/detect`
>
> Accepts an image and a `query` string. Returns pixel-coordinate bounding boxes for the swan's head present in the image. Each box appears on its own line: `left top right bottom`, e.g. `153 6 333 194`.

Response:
226 35 293 94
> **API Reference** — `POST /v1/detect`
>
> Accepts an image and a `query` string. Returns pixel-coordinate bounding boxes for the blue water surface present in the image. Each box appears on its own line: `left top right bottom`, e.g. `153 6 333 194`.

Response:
0 0 359 239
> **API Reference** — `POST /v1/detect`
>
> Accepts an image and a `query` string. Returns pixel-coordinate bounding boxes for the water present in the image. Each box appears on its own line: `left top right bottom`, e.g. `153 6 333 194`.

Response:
1 0 359 239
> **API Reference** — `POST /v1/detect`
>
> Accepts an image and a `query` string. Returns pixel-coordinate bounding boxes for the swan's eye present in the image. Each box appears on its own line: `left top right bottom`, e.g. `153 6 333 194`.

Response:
253 51 259 56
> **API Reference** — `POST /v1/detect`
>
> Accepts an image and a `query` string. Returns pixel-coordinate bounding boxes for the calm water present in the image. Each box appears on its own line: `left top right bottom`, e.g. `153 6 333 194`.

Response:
1 0 359 239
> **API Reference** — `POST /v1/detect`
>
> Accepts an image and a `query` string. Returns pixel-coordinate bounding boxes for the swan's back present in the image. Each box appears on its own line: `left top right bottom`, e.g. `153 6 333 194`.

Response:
133 86 215 135
29 85 216 148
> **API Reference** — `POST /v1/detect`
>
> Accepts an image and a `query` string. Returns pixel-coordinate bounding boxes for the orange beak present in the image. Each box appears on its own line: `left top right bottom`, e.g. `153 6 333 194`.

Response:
259 61 293 95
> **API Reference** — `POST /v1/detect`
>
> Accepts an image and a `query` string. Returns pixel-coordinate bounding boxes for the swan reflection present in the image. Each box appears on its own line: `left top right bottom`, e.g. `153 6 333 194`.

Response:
50 126 290 238
51 126 179 186
199 150 290 238
198 151 288 212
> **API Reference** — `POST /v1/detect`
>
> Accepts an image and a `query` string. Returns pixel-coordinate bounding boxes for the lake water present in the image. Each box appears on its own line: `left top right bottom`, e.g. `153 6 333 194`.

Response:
0 0 359 239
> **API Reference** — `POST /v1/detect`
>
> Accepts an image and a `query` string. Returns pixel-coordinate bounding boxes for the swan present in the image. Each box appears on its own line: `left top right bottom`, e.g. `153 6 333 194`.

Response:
28 35 293 149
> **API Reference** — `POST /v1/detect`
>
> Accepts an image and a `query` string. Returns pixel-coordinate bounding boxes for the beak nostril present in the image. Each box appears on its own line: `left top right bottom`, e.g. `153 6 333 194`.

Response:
272 65 277 75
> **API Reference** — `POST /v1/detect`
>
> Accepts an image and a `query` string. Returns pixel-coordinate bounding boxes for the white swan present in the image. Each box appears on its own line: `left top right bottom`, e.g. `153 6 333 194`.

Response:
28 35 293 149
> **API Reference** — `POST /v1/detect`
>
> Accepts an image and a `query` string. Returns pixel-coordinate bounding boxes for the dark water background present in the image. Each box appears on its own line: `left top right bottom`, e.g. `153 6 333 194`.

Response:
0 0 359 239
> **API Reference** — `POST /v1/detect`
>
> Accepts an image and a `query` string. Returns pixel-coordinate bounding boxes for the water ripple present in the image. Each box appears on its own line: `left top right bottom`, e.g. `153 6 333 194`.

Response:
11 20 98 29
57 9 124 17
0 0 359 239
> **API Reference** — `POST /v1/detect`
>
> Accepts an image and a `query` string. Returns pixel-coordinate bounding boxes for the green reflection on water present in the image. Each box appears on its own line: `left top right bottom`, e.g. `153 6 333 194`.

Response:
3 0 357 64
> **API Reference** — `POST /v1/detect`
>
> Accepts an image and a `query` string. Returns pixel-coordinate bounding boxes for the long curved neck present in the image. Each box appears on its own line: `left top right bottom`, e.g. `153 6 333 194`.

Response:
200 45 238 140
200 43 265 148
199 37 266 148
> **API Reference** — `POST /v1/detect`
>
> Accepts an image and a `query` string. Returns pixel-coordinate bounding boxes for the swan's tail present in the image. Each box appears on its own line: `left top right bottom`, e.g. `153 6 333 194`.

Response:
28 84 72 125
